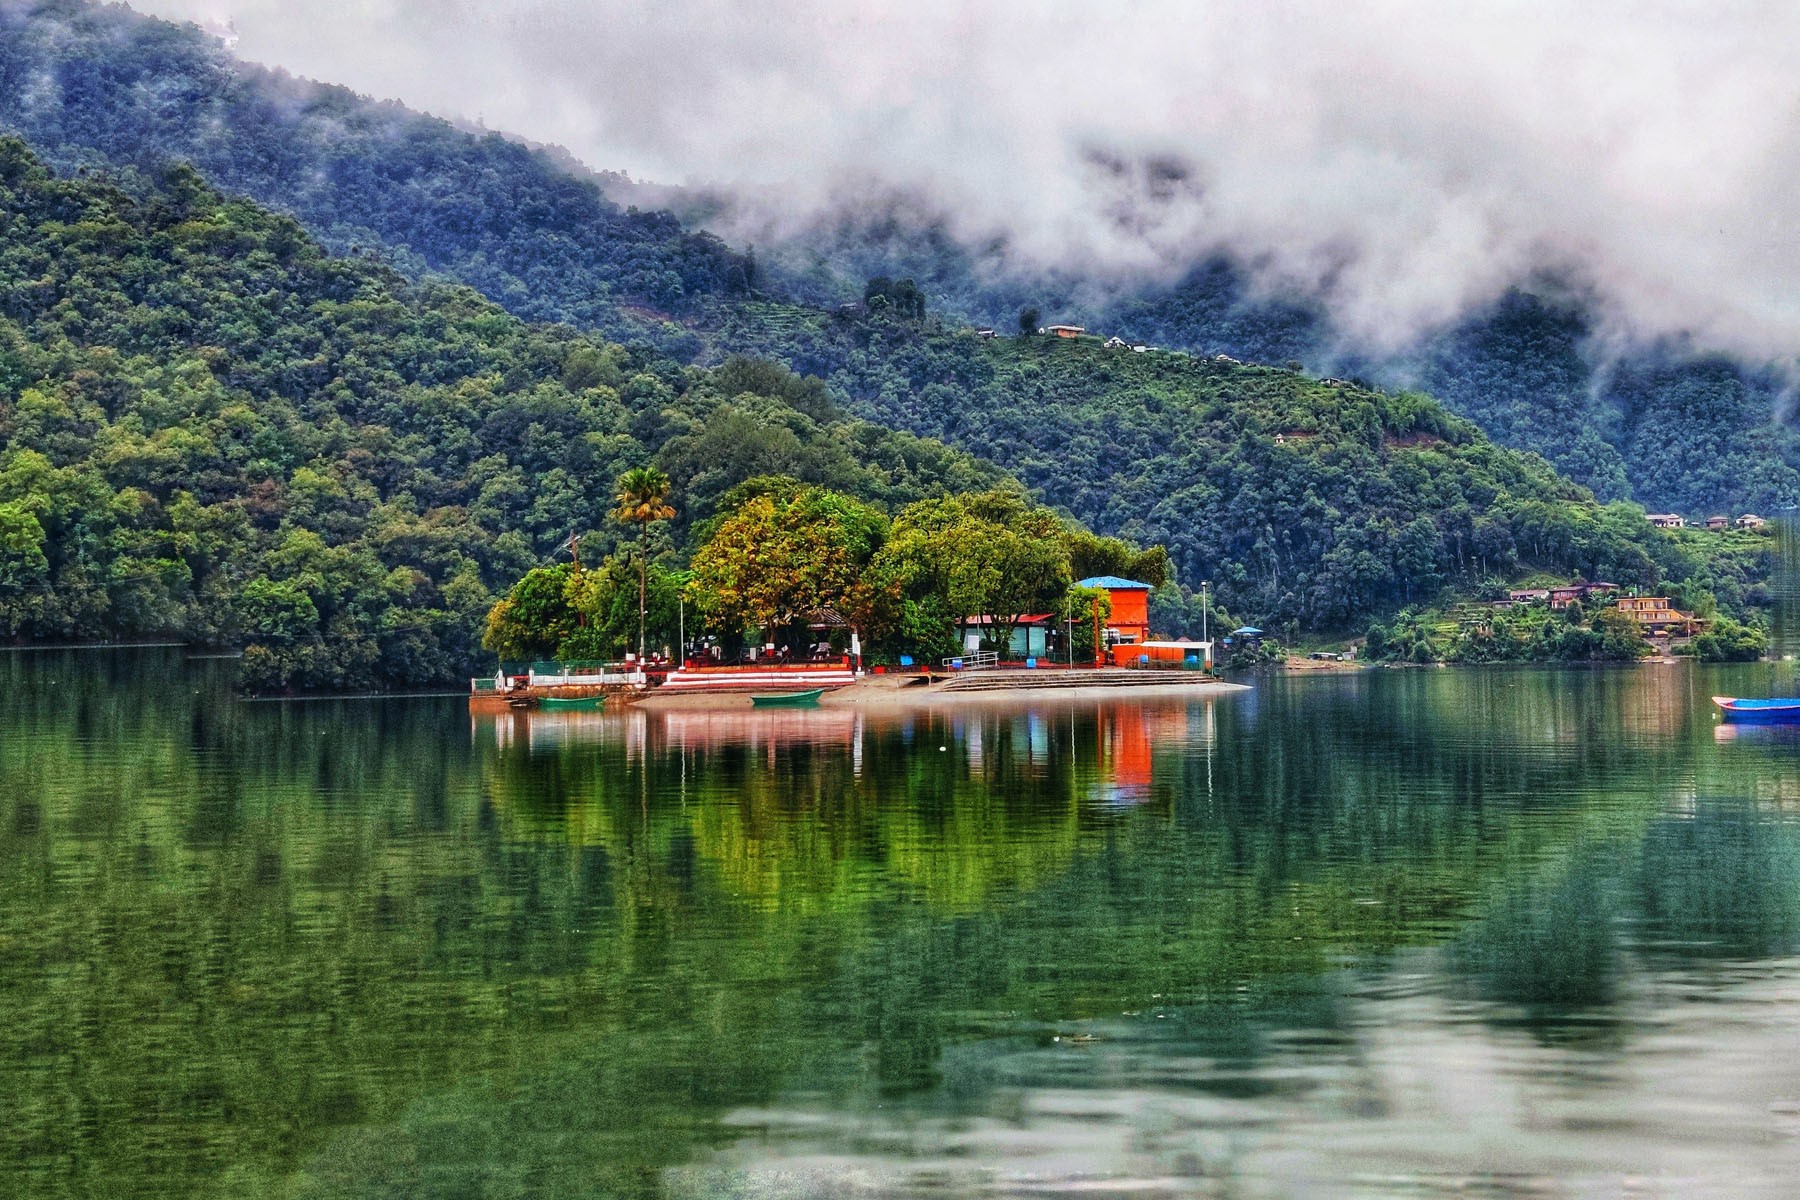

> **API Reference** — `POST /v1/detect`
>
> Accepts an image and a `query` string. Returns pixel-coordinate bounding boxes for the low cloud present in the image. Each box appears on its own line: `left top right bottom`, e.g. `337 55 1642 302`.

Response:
135 0 1800 359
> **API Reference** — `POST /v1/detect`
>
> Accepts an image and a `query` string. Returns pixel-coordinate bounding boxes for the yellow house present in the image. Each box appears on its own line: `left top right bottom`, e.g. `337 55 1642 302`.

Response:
1616 596 1702 636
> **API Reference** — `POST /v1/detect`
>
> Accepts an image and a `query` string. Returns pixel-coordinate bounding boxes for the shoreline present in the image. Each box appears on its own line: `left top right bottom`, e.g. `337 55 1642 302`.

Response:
1279 655 1366 672
635 674 1250 711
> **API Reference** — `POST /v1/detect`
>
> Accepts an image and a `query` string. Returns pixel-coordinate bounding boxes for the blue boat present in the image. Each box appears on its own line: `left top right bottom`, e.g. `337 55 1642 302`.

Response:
1713 696 1800 721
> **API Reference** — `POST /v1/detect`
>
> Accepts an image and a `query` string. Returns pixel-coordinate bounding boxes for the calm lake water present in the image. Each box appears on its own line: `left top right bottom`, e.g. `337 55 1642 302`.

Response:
6 649 1800 1199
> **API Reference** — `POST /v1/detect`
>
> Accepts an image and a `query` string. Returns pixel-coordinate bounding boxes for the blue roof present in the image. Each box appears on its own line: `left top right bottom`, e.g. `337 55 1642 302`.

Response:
1232 626 1264 636
1076 575 1153 591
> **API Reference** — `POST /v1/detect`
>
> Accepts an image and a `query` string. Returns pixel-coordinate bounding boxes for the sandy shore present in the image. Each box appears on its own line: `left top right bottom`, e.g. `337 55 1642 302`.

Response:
1280 655 1367 672
635 674 1248 711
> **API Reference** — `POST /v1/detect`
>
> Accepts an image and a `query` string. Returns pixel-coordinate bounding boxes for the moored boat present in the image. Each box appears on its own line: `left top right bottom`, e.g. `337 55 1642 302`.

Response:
538 694 606 712
1712 696 1800 721
750 688 825 707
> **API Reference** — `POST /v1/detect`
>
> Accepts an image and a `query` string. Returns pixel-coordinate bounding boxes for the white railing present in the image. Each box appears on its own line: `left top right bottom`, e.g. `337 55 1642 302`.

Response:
530 669 640 687
942 650 1000 671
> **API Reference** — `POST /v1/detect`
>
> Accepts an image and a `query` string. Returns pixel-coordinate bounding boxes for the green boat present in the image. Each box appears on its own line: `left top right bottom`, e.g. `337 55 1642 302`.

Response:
537 694 606 712
750 689 825 707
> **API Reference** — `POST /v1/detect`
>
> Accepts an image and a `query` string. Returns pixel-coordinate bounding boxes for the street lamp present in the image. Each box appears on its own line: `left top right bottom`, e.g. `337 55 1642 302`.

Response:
1201 580 1210 663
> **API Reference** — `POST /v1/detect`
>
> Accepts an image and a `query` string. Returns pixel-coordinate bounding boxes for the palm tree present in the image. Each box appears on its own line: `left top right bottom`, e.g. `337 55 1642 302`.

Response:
613 466 676 661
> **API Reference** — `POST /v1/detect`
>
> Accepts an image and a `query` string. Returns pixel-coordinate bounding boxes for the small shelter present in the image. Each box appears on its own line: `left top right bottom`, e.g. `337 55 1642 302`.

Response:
1550 582 1617 609
955 614 1057 659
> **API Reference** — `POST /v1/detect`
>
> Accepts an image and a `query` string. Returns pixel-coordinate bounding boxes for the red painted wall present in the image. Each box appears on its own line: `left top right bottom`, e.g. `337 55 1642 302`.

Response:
1107 587 1150 641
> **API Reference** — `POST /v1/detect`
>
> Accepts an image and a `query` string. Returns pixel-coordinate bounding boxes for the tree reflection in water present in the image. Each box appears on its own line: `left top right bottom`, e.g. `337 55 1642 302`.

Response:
5 650 1800 1198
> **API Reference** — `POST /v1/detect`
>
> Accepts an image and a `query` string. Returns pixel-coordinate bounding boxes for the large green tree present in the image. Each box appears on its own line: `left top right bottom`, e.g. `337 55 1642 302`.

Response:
612 466 677 661
877 490 1073 658
687 485 890 648
481 565 577 663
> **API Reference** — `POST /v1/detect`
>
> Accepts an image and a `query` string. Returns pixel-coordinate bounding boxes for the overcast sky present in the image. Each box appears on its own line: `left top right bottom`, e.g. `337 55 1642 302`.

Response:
131 0 1800 357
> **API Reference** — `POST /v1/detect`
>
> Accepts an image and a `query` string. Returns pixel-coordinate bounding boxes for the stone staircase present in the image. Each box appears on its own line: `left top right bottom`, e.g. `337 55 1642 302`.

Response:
934 668 1214 694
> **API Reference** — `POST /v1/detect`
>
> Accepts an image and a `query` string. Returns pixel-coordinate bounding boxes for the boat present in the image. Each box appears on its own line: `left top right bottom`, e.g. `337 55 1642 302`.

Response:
538 694 606 712
1712 696 1800 721
506 694 536 710
750 688 825 707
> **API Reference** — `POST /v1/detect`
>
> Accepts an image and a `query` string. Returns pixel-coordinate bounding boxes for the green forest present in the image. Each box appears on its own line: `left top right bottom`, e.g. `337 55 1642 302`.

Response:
711 307 1773 636
0 139 1000 689
2 0 1798 521
482 479 1171 665
0 0 1788 687
0 0 749 355
0 134 1777 688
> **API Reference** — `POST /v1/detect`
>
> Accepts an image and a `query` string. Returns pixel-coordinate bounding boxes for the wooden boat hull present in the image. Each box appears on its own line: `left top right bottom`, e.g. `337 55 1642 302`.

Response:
538 695 605 712
750 688 825 707
1713 696 1800 721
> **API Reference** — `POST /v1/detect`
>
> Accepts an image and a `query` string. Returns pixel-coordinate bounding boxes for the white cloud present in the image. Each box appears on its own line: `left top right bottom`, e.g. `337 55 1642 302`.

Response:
131 0 1800 357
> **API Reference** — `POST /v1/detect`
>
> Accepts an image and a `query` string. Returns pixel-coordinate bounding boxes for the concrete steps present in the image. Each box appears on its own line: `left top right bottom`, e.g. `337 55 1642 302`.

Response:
935 668 1214 693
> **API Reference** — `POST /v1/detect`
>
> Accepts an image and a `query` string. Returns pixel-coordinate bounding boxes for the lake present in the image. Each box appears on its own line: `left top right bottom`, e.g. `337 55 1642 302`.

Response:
5 648 1800 1198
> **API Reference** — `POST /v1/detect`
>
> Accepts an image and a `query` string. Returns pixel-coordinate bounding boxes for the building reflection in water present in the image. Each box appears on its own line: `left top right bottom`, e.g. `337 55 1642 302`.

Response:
475 696 1223 816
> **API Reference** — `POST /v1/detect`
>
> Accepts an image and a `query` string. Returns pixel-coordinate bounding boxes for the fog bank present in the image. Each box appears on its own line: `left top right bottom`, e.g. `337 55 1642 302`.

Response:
133 0 1800 358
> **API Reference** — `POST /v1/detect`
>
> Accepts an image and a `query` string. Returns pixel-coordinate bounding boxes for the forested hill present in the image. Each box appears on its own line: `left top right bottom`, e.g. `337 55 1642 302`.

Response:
0 134 1763 686
709 305 1762 634
0 138 1002 688
4 0 1794 519
0 0 751 353
742 223 1800 518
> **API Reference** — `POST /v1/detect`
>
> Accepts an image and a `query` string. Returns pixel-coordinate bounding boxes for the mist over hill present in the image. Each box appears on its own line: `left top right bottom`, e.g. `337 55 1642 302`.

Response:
653 193 1800 516
2 0 1796 519
0 0 754 354
8 0 1796 516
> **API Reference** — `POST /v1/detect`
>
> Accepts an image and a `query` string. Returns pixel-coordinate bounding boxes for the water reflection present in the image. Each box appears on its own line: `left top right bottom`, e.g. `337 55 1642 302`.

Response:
6 651 1800 1198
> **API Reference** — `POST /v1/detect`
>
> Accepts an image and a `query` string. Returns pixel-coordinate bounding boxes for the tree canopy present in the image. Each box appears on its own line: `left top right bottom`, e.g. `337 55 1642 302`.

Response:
0 138 1001 689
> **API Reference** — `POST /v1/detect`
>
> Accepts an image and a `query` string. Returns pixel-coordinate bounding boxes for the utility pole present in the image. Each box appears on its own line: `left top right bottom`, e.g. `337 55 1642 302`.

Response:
1201 579 1209 665
1092 596 1103 668
678 595 685 667
570 532 584 626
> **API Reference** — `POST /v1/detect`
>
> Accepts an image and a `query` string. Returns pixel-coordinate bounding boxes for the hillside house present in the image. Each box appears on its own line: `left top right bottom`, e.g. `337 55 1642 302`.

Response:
1045 324 1086 339
1507 588 1551 604
1077 575 1154 648
1550 582 1618 609
1616 595 1702 637
1104 336 1126 348
1706 515 1729 531
973 327 999 339
1646 513 1686 529
1737 513 1769 530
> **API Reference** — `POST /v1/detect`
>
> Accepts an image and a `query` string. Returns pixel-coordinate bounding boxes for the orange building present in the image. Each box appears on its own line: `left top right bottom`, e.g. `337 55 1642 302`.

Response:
1111 640 1213 668
1078 575 1153 649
